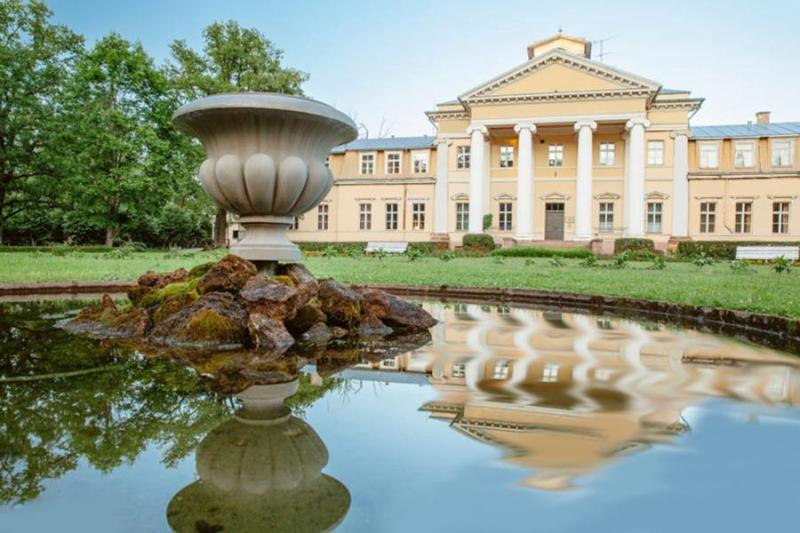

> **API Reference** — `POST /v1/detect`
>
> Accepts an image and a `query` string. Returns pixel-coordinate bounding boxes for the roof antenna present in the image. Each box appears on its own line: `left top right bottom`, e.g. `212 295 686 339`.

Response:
558 26 563 34
592 36 616 63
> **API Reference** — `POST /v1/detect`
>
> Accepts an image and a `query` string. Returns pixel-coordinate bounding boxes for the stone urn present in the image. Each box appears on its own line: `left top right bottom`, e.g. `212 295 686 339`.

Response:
166 380 350 532
172 93 357 269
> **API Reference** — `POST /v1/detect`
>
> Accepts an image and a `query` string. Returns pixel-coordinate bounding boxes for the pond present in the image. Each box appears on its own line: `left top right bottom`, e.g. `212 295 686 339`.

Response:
1 299 799 532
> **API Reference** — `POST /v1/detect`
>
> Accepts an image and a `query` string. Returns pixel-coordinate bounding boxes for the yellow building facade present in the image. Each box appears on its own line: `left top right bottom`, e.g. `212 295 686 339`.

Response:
234 34 800 249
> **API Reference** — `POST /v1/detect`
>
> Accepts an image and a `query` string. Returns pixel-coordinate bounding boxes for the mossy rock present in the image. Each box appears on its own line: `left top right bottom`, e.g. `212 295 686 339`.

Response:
185 309 238 342
140 279 200 308
188 261 215 279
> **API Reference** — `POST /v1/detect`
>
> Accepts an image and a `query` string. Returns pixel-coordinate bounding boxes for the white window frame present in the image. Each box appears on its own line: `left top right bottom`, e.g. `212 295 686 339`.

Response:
647 202 663 233
647 140 665 166
359 152 376 175
599 142 615 166
359 203 372 230
385 151 402 175
699 202 716 233
699 141 720 169
317 204 329 230
773 201 790 234
599 202 614 233
772 139 793 167
411 202 426 230
498 202 512 231
542 363 560 383
456 145 470 169
493 360 510 380
452 361 466 378
288 216 299 230
735 201 752 234
412 150 429 174
385 202 398 230
499 145 514 168
455 202 469 231
548 144 564 167
734 140 755 168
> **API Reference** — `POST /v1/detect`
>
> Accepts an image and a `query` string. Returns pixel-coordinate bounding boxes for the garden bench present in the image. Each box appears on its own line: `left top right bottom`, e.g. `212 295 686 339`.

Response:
365 241 408 254
735 246 799 261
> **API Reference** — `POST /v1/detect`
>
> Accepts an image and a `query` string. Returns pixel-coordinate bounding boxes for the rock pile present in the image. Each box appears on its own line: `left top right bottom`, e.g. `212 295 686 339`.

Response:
64 255 436 355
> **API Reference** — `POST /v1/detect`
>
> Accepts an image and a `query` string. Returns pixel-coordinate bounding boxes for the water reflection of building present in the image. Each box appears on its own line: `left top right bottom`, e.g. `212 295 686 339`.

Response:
321 302 800 491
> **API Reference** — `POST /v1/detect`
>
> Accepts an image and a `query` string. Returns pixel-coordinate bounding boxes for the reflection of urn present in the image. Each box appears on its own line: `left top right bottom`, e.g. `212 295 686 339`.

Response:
167 380 350 532
172 93 357 268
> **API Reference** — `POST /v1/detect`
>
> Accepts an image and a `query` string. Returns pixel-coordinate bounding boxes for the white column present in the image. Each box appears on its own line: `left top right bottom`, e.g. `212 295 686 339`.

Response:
624 118 650 237
573 120 597 241
514 122 536 240
467 125 487 234
434 140 450 234
671 131 689 237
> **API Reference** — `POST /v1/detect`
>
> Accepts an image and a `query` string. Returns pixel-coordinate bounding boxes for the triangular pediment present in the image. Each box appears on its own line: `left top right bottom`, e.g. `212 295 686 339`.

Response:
460 49 660 104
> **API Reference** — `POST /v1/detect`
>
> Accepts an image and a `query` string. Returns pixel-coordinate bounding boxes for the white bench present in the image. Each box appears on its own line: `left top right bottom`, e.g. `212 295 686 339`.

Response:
365 241 408 254
735 246 799 261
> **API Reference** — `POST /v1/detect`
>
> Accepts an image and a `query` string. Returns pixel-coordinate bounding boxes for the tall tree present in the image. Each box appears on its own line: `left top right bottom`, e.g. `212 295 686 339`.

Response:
63 34 182 246
168 21 308 246
0 0 83 244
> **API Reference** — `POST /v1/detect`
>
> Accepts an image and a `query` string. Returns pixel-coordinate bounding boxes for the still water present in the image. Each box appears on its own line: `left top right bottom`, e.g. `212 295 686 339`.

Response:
1 299 799 532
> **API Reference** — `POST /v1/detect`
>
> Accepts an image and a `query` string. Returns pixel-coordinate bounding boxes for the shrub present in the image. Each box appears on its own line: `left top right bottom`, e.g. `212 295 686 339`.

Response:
321 245 337 258
772 256 792 274
439 251 455 262
692 253 715 268
491 246 593 259
549 256 566 267
482 214 492 231
462 233 495 249
524 258 535 266
729 259 751 273
614 238 655 255
372 248 387 261
677 241 800 260
625 250 658 262
406 248 424 261
581 255 597 267
650 256 667 270
612 252 629 269
299 242 366 256
493 256 505 265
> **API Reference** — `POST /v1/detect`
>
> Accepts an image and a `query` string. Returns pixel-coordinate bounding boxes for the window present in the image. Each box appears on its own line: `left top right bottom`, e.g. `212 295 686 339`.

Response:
735 202 752 233
647 202 663 233
456 202 469 231
412 202 425 230
386 152 401 174
647 140 664 166
699 202 716 233
542 363 560 383
452 361 466 378
599 142 615 166
317 204 329 230
773 202 790 234
548 144 564 167
493 360 510 380
499 145 514 168
734 141 755 168
595 368 613 381
359 203 372 230
381 358 396 368
457 146 470 169
413 151 428 174
385 203 398 230
772 140 793 167
499 202 512 231
599 202 614 233
288 216 299 230
699 142 719 168
359 153 374 175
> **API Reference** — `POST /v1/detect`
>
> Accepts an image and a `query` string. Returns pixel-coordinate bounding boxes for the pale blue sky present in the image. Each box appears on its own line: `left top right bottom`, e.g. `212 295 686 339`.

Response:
49 0 800 136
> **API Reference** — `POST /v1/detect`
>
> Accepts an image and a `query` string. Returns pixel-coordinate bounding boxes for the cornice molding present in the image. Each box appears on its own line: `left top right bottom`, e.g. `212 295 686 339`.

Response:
466 88 652 106
594 192 621 200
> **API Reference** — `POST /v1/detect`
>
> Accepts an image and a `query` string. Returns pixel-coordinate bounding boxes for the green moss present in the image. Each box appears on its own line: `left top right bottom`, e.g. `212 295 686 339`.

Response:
187 261 215 278
185 309 235 341
273 275 296 287
139 280 199 308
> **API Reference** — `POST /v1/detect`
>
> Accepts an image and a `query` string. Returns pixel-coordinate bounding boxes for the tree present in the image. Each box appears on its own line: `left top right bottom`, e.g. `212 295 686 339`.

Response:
168 21 308 246
0 0 83 244
62 34 190 246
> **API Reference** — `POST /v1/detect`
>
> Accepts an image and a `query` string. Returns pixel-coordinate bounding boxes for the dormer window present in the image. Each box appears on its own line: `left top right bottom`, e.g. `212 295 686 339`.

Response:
699 142 719 169
359 153 375 175
386 152 401 174
734 141 755 168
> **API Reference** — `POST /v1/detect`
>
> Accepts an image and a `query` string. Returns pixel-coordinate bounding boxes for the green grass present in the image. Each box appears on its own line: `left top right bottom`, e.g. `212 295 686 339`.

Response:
0 252 798 319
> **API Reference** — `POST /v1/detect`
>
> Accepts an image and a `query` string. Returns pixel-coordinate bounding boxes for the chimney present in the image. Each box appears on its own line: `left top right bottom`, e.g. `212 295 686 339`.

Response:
756 111 771 124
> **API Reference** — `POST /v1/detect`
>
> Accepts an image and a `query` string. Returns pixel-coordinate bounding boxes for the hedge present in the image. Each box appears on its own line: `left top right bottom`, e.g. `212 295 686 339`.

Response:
677 240 800 260
491 246 594 259
462 234 495 249
0 245 114 253
614 238 655 254
299 241 445 256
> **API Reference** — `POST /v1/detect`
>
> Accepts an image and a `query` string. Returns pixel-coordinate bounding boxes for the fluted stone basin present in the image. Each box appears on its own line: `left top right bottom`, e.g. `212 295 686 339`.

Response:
166 380 351 532
172 93 357 266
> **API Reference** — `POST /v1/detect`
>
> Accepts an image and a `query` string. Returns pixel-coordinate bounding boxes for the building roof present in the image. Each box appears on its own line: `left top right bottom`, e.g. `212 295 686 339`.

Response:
659 88 690 94
437 99 460 106
330 135 435 154
691 122 800 139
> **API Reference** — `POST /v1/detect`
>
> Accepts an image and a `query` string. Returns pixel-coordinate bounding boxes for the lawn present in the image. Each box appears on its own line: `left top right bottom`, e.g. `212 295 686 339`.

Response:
0 251 798 319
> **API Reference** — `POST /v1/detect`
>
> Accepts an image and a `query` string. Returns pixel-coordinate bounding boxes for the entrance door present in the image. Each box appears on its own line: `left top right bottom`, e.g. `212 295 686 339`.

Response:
545 203 565 240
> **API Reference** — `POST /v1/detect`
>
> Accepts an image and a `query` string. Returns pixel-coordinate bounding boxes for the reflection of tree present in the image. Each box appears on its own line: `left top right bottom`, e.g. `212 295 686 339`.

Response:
0 302 232 505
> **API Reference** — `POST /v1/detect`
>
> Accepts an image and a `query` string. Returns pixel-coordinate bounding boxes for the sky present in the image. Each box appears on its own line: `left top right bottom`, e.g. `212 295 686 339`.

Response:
48 0 800 137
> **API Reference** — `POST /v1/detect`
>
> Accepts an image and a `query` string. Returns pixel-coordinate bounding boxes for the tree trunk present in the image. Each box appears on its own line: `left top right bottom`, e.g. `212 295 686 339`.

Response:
105 225 116 247
0 218 4 246
214 207 227 247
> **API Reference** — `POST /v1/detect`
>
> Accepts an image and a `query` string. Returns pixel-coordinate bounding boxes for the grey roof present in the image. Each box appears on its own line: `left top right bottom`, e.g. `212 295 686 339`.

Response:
437 99 460 105
659 88 690 94
691 122 800 139
331 135 435 154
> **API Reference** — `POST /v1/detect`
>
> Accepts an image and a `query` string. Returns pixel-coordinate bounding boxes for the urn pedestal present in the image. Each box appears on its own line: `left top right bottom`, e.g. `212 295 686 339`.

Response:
172 93 357 271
